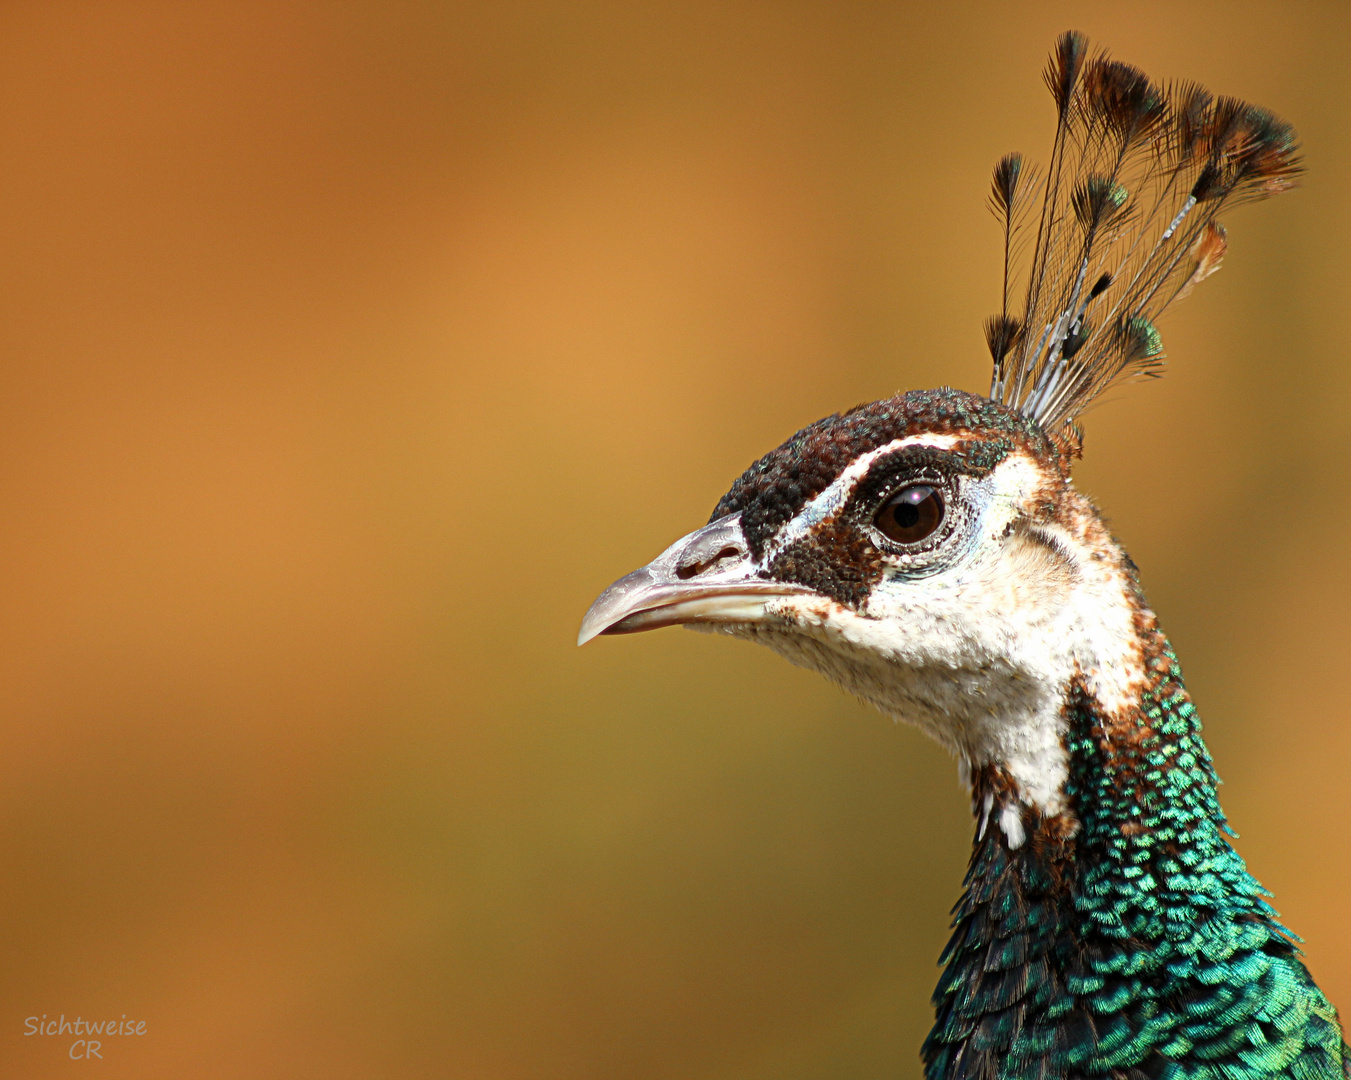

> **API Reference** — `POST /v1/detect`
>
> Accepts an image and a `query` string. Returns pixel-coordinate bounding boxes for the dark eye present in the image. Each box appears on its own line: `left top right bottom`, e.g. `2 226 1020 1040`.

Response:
875 485 944 545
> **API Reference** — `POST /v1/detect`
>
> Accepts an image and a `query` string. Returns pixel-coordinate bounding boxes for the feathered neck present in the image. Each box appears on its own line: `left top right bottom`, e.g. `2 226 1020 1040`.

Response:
922 615 1347 1080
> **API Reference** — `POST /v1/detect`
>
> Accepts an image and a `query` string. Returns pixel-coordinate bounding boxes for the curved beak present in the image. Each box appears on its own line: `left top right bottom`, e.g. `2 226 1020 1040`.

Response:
578 514 812 645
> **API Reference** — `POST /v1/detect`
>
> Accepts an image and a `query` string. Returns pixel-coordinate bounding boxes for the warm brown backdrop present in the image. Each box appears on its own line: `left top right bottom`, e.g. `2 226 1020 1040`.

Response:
0 2 1345 1077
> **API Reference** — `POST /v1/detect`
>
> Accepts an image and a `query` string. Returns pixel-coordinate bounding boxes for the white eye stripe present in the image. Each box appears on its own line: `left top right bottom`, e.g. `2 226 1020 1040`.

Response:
762 433 964 561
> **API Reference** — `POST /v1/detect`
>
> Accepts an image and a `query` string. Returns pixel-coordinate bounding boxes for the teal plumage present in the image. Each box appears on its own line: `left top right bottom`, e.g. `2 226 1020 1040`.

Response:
925 615 1347 1080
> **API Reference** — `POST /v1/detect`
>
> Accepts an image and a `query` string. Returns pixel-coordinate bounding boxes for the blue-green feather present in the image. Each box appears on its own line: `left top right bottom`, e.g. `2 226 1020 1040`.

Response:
922 638 1348 1080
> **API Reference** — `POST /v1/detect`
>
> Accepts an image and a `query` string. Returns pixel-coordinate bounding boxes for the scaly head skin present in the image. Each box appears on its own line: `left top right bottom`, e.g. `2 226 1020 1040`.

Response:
579 32 1346 1080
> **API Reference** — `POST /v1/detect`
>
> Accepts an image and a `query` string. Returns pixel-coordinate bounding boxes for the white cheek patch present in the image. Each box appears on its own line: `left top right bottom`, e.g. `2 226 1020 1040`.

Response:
751 448 1151 827
762 433 965 561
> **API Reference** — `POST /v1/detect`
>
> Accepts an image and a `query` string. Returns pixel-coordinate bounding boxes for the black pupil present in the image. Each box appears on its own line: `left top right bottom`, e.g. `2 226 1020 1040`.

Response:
893 499 921 529
875 484 942 544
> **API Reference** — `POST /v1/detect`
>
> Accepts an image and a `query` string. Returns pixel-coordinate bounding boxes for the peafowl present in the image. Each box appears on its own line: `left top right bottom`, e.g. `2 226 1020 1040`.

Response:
580 32 1348 1080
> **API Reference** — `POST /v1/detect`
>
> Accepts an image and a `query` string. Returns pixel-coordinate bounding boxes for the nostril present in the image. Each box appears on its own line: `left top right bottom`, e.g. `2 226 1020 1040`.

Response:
676 546 743 580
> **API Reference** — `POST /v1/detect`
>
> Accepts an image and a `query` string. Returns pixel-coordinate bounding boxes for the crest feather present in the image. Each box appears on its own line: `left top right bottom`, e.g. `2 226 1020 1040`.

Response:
986 32 1301 437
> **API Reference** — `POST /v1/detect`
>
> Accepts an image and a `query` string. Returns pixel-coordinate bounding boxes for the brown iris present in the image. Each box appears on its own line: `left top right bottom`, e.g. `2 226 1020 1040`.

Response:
875 485 944 544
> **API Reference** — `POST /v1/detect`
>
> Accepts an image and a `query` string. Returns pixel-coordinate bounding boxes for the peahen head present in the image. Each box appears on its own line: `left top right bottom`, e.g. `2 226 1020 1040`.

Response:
578 24 1302 842
580 31 1346 1080
579 388 1117 841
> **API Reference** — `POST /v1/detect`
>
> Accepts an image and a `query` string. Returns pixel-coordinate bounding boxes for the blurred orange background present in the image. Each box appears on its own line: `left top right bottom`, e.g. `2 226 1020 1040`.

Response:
0 2 1346 1077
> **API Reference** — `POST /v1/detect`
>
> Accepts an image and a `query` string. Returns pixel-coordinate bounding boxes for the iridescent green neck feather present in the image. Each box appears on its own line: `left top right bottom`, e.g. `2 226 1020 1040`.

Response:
923 618 1348 1080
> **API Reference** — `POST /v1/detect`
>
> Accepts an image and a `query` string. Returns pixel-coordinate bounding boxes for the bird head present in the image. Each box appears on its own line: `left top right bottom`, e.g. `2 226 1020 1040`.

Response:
579 387 1141 830
579 33 1300 840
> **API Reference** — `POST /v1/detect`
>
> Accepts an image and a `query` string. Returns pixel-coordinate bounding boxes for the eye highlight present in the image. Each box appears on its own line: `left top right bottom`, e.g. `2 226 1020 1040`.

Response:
875 485 944 545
